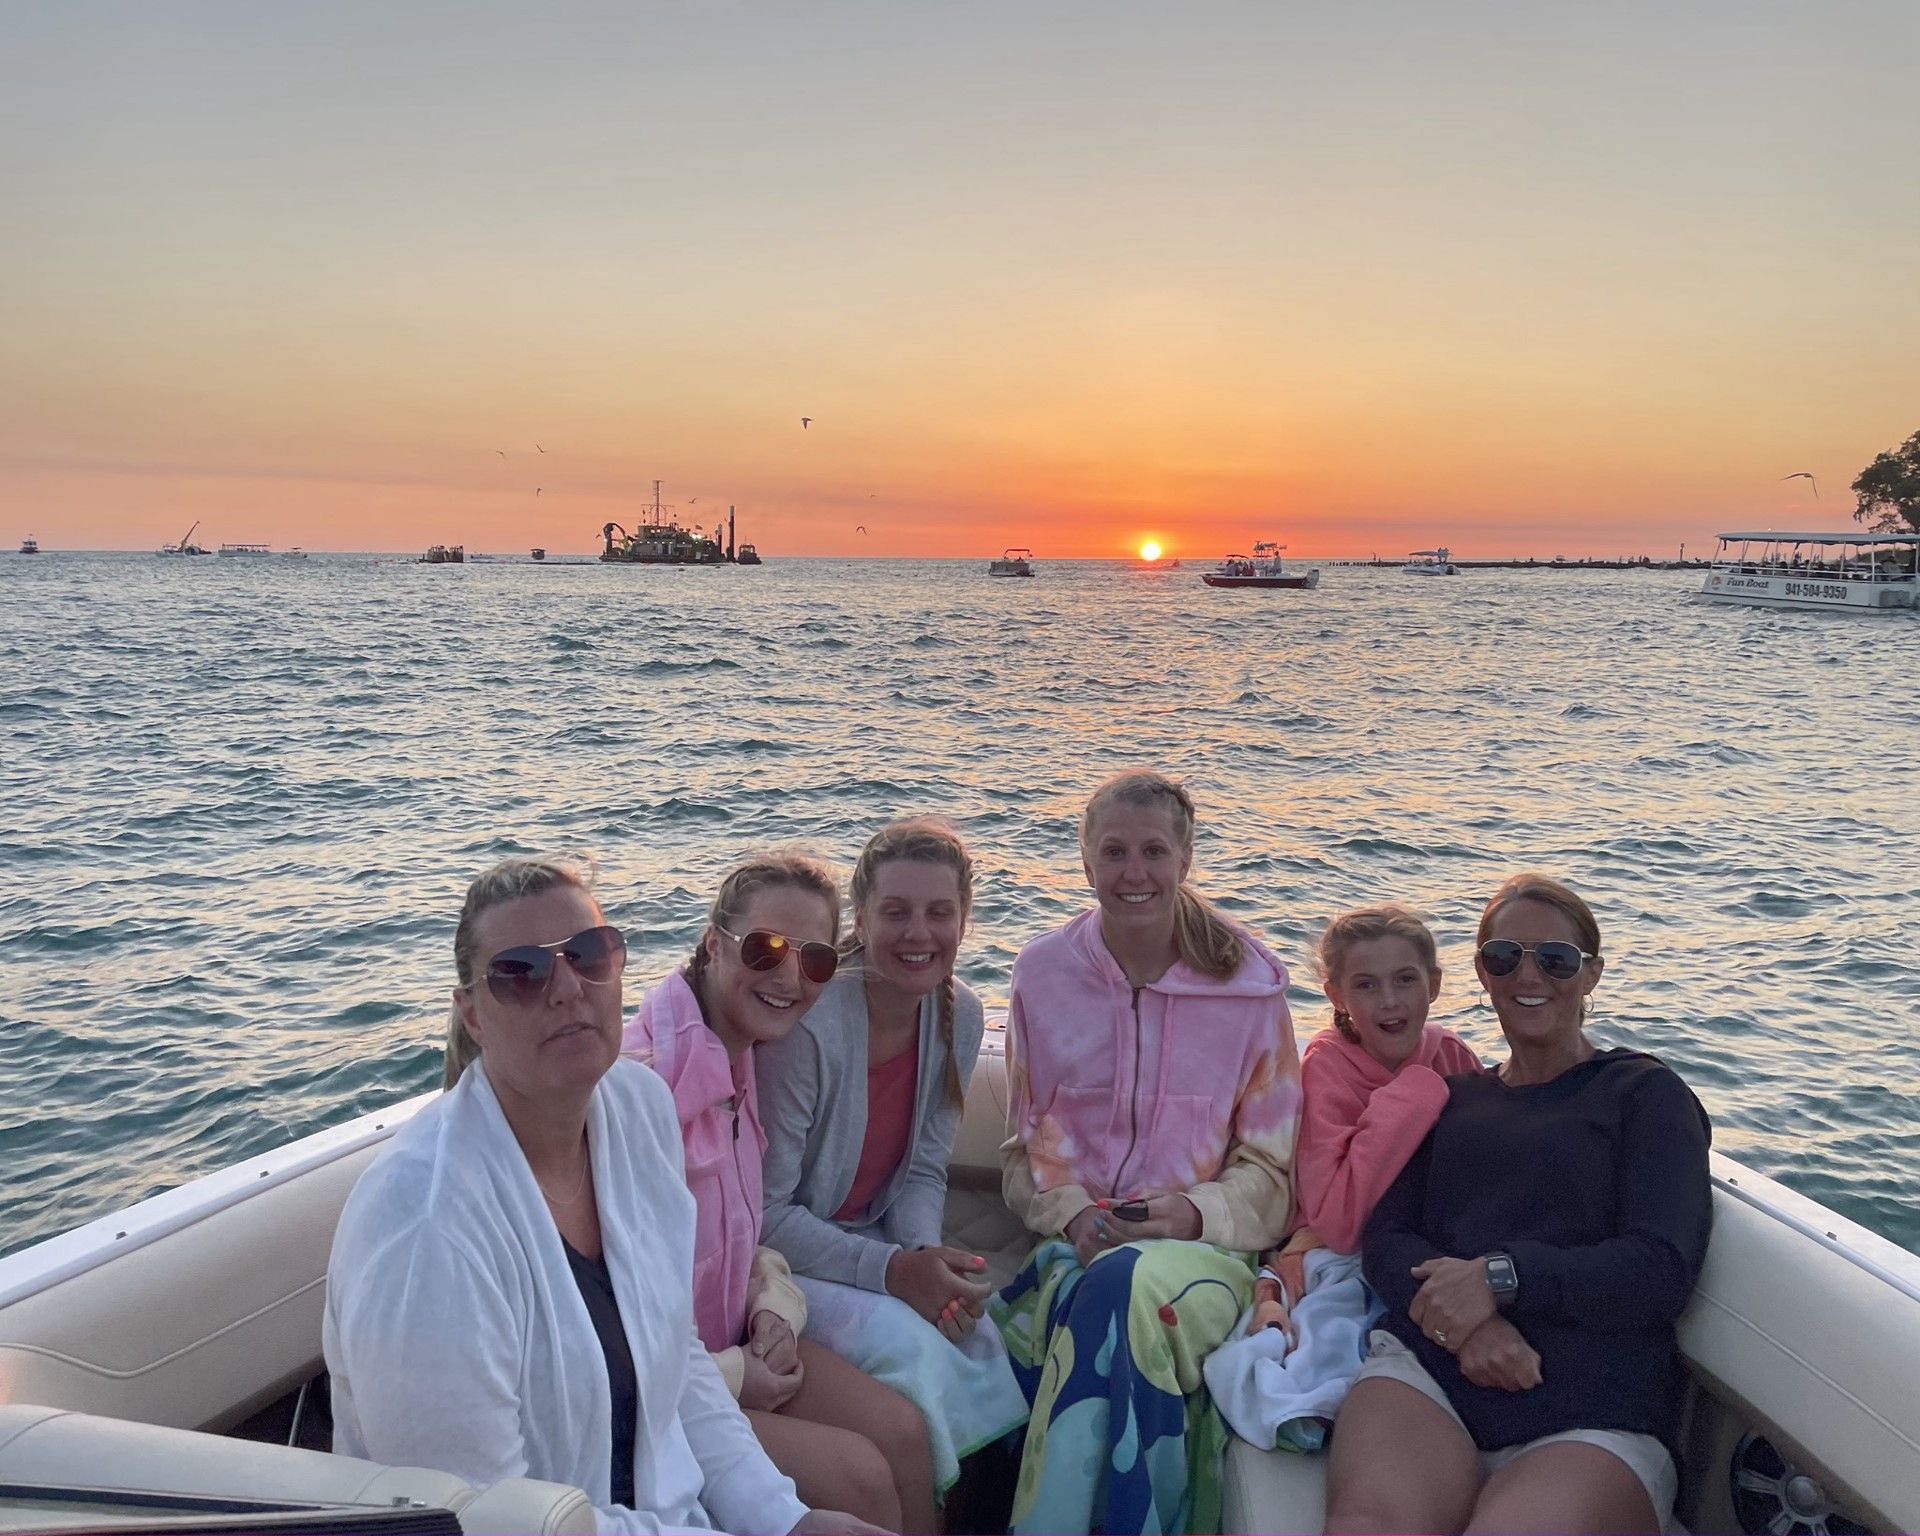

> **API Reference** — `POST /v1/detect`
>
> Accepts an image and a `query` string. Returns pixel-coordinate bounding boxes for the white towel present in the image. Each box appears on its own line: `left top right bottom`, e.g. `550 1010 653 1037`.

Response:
1203 1248 1382 1453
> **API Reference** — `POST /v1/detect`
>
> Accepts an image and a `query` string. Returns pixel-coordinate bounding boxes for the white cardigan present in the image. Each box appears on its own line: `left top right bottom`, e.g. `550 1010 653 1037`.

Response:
324 1056 806 1536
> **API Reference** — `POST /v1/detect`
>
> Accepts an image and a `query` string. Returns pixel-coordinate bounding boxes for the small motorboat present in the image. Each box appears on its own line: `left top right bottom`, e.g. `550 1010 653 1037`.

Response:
1403 547 1458 575
284 547 309 560
989 547 1035 577
529 548 546 562
1202 540 1320 590
18 537 38 555
735 544 762 566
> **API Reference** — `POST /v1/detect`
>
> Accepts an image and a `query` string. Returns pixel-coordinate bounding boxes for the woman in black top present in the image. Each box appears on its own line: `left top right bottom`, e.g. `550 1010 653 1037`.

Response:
1325 874 1712 1535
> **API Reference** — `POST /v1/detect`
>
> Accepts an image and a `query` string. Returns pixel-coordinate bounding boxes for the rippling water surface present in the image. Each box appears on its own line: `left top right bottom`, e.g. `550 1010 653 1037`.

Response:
3 552 1916 1257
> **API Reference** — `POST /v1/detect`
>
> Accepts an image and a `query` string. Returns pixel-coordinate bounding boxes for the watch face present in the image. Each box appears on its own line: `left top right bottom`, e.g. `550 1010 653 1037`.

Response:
1487 1255 1517 1293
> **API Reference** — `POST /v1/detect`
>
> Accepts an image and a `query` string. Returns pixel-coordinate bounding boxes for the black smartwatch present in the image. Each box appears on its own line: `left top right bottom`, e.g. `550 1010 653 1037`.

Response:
1485 1252 1519 1309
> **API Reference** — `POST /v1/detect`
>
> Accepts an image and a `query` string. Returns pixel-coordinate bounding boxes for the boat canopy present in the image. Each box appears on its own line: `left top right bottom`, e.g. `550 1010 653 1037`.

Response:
1714 530 1920 544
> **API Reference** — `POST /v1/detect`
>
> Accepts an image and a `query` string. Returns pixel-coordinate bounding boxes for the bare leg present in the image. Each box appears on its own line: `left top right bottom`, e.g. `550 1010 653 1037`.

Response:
746 1407 902 1531
1466 1441 1659 1535
1324 1378 1482 1535
782 1336 938 1534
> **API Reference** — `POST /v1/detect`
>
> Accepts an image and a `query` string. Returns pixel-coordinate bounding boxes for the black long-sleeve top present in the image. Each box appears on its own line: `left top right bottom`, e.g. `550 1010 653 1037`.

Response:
1362 1048 1712 1454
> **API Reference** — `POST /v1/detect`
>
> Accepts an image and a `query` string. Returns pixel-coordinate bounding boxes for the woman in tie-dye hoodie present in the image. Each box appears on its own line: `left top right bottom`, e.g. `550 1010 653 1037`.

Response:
991 770 1302 1536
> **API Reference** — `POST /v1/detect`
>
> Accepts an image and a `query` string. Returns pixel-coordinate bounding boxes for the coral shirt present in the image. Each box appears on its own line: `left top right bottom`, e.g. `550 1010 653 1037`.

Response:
833 1038 920 1223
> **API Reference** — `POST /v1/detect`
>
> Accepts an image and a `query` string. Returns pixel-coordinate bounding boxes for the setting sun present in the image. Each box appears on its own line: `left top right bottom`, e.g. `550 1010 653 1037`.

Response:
1140 541 1162 562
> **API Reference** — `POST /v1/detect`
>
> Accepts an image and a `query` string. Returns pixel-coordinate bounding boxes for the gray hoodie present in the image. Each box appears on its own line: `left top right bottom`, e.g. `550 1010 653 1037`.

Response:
756 966 986 1292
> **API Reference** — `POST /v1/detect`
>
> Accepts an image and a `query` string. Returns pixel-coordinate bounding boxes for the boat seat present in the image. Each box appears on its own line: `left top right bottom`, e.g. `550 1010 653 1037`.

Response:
0 1404 593 1535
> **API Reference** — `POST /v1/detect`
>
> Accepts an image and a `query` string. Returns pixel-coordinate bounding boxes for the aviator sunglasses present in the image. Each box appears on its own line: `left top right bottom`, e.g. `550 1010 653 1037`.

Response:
1478 939 1594 981
482 924 628 1006
718 926 840 985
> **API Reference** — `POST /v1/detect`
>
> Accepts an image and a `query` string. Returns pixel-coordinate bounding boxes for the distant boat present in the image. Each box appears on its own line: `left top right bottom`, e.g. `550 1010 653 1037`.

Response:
284 547 309 560
418 544 465 565
530 547 546 561
1698 530 1919 613
1403 547 1459 576
158 521 210 557
217 543 270 558
989 547 1035 577
736 543 762 566
1202 540 1320 590
18 536 38 555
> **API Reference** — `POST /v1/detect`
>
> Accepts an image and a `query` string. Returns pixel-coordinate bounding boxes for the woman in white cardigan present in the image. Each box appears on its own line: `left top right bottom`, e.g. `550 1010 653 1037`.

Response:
324 856 885 1536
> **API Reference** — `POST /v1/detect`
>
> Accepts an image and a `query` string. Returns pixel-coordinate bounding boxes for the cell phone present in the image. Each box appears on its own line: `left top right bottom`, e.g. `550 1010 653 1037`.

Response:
1110 1198 1151 1222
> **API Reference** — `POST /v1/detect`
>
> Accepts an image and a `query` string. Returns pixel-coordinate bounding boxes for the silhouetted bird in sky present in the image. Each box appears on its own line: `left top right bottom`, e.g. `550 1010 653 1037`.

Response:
536 444 545 453
854 525 868 534
1781 471 1819 499
495 450 506 457
801 417 811 429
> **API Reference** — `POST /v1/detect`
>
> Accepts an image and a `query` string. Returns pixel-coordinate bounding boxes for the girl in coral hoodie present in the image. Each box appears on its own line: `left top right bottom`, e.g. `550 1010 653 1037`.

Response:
993 770 1302 1536
1204 905 1481 1453
622 853 933 1534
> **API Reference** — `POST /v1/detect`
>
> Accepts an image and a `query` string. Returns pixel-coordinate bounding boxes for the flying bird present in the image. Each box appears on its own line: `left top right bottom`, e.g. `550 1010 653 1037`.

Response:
495 450 506 457
854 525 868 535
688 498 697 505
1781 471 1819 499
801 417 811 429
535 487 542 496
536 444 545 453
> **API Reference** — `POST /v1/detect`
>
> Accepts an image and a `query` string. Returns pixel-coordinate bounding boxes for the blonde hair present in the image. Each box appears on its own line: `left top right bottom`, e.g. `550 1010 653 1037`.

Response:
687 850 842 997
848 817 975 1110
1476 873 1602 956
1079 769 1243 980
444 855 597 1090
1318 904 1440 1044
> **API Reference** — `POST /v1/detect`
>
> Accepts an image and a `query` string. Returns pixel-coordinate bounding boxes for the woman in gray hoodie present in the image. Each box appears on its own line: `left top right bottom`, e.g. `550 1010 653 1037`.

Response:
757 817 1025 1502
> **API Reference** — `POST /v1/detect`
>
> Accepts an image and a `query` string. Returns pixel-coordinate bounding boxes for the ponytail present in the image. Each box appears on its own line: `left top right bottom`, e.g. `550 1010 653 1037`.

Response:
1173 884 1244 981
938 973 963 1110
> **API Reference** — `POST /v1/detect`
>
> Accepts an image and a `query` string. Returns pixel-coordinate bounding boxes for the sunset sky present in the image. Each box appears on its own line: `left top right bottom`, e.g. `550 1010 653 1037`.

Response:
4 3 1916 559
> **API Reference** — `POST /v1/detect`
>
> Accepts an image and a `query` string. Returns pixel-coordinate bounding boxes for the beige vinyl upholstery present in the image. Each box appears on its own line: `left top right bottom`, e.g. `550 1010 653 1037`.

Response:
0 1147 378 1434
0 1405 593 1535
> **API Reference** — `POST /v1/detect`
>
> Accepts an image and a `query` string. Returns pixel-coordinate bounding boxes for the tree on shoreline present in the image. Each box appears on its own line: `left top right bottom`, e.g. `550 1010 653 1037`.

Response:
1852 430 1920 533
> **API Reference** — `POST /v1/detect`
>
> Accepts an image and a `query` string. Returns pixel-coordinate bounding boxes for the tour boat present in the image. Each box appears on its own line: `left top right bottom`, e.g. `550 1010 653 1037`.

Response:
1699 531 1919 613
988 548 1035 577
2 1025 1912 1535
217 543 271 558
158 522 210 557
1203 541 1321 590
417 545 465 565
1403 547 1459 576
18 537 38 555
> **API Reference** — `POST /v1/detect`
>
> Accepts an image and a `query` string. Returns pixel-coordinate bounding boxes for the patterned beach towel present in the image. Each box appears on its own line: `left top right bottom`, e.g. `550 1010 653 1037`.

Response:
991 1238 1256 1536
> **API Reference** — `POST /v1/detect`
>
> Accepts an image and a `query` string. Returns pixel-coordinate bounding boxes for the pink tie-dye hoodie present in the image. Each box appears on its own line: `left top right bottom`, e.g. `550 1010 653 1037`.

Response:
621 971 805 1397
1001 909 1302 1253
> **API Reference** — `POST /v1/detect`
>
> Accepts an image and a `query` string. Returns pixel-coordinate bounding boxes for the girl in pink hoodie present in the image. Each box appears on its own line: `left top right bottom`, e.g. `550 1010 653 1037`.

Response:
993 770 1301 1536
622 853 932 1534
1257 905 1481 1326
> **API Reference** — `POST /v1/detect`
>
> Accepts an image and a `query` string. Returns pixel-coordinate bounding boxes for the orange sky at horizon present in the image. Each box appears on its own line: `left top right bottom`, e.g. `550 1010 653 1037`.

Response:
4 5 1916 559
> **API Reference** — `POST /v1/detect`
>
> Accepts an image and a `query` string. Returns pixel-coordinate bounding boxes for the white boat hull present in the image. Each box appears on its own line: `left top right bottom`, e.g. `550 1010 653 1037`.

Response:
3 1026 1917 1534
1699 569 1917 611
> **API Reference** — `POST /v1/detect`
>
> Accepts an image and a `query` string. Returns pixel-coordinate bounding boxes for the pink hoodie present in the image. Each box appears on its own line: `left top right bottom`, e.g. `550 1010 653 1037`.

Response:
1002 909 1302 1253
1294 1024 1482 1254
621 971 760 1353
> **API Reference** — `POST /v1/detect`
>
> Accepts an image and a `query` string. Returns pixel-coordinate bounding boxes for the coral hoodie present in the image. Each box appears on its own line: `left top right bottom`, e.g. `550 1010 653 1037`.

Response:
1294 1024 1482 1254
1001 909 1302 1252
621 971 806 1398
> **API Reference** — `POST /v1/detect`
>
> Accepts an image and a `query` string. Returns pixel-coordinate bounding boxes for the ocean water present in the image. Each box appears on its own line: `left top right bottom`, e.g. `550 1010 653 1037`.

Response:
3 551 1916 1259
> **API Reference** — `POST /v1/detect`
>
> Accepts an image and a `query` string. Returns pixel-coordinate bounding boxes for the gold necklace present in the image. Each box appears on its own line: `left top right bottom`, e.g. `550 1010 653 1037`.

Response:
538 1141 592 1207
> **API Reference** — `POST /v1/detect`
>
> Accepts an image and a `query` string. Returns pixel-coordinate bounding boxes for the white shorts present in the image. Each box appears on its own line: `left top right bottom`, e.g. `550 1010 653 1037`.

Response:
1351 1330 1677 1527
